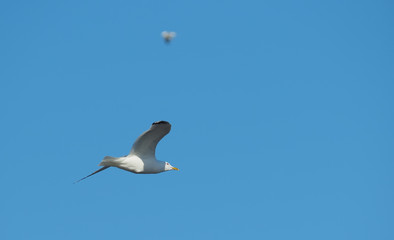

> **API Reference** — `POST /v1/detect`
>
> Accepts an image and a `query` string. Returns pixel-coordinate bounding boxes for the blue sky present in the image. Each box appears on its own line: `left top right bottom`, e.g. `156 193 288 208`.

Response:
1 0 393 239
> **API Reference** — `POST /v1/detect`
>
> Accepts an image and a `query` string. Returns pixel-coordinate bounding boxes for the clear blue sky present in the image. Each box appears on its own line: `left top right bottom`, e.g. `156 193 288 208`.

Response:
1 0 393 239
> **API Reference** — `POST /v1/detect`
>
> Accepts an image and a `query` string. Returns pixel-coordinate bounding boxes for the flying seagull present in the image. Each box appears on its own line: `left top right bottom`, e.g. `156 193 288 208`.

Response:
161 31 176 43
76 121 178 183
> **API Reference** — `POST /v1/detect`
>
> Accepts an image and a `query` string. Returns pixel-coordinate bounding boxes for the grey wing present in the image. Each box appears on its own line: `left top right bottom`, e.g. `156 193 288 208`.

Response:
129 121 171 158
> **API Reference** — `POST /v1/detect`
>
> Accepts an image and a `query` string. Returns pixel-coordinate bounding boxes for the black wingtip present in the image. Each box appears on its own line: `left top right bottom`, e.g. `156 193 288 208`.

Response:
152 121 170 125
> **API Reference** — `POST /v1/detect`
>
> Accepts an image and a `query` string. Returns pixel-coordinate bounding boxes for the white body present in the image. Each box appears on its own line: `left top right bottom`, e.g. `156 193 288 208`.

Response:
75 121 178 183
161 31 176 43
99 155 167 174
98 120 177 174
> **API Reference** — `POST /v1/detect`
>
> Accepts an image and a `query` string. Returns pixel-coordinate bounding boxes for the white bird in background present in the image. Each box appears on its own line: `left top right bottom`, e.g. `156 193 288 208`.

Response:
76 121 179 183
161 31 176 43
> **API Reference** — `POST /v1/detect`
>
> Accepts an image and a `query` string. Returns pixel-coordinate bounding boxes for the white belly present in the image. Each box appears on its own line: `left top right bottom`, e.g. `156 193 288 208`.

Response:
117 155 145 173
115 155 163 174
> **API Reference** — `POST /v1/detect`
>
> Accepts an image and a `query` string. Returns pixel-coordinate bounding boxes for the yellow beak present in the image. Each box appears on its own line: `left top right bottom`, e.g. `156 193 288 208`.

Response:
172 167 179 171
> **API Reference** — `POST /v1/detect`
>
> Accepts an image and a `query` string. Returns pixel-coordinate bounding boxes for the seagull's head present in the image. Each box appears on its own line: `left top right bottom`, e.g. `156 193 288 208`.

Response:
164 162 179 171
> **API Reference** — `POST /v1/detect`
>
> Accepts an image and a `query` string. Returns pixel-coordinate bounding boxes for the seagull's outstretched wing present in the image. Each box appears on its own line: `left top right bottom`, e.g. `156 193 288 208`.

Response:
161 31 169 38
129 121 171 159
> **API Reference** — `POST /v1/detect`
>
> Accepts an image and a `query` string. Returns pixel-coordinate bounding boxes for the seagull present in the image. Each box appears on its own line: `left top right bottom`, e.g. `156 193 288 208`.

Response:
76 121 178 183
161 31 176 43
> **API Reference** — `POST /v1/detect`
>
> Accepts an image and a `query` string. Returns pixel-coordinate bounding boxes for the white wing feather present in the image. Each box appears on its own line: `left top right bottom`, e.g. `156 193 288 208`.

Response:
161 31 169 38
129 121 171 159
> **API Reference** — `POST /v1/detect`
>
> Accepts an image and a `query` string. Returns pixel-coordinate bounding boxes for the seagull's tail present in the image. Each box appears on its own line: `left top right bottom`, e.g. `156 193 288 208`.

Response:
74 156 122 183
99 156 123 167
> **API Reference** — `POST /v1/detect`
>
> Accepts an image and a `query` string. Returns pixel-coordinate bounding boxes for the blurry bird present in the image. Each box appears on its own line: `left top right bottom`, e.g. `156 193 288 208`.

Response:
161 31 176 43
75 121 179 183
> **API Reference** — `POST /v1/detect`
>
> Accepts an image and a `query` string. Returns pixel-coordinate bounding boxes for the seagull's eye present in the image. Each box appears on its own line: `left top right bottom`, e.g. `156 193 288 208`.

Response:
166 163 169 165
